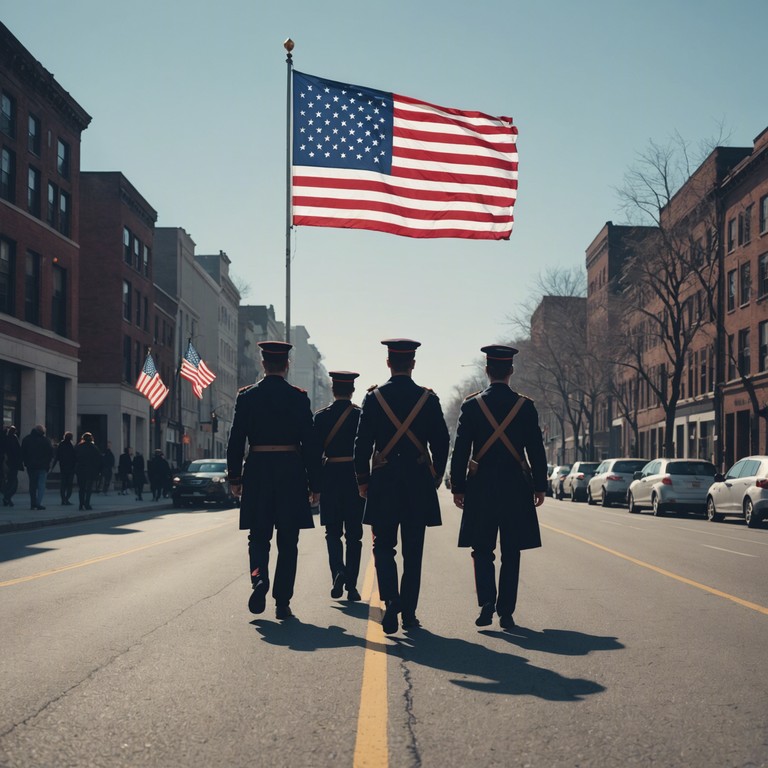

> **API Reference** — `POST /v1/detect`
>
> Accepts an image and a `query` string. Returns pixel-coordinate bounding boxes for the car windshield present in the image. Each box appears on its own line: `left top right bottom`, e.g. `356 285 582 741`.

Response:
188 462 226 474
666 461 716 476
579 463 599 472
613 460 647 473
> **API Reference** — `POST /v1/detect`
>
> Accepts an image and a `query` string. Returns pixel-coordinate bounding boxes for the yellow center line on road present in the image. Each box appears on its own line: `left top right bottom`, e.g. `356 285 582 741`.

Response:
0 522 231 588
542 523 768 616
353 558 388 768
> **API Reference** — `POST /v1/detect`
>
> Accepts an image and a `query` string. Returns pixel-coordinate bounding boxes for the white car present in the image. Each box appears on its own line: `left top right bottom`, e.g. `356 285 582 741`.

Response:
561 462 600 502
705 455 768 528
627 458 717 516
586 458 648 507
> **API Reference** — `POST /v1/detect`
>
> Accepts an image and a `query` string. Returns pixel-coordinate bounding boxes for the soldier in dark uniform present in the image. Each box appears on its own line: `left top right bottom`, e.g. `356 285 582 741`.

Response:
354 339 450 634
314 371 365 602
450 344 548 629
226 341 322 620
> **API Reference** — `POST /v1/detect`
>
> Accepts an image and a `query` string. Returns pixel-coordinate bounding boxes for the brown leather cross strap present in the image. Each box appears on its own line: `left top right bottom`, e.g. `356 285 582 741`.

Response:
373 387 431 464
325 456 353 463
323 403 354 450
473 396 530 473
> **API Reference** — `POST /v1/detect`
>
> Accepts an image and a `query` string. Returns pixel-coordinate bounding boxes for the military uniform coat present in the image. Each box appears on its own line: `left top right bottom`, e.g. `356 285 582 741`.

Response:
227 375 322 531
354 376 450 528
314 400 365 527
450 383 548 550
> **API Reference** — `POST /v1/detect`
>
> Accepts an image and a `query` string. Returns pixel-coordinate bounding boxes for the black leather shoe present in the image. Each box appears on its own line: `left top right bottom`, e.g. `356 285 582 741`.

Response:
331 572 345 599
346 587 362 602
248 580 268 615
401 614 421 629
475 602 495 627
499 614 516 629
382 602 400 634
275 604 294 620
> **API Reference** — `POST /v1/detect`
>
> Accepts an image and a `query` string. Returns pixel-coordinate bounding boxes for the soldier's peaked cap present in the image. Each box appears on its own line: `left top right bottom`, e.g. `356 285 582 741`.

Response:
258 341 292 358
381 338 421 354
481 344 519 361
329 371 359 382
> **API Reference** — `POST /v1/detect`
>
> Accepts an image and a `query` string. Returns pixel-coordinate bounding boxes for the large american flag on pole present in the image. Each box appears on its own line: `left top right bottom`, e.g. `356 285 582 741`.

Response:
135 352 169 410
180 341 216 399
292 71 517 240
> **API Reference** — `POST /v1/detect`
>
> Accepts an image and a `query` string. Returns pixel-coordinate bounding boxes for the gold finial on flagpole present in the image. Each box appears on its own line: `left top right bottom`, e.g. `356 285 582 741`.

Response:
284 38 294 54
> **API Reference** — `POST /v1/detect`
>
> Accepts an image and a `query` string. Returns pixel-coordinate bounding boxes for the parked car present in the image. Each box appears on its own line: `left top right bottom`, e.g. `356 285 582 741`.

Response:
544 464 554 496
627 458 717 516
586 458 648 507
562 462 600 502
705 455 768 528
171 459 236 508
548 464 572 499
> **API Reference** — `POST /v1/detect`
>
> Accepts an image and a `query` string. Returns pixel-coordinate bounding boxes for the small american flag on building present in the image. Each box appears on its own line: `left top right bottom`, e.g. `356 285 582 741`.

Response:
180 341 216 399
135 353 169 410
292 71 517 240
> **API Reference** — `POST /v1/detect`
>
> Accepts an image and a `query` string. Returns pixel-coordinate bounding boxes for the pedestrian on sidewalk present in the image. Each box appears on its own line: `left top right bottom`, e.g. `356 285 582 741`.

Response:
75 432 102 511
21 425 54 511
101 441 115 494
52 432 76 505
132 451 146 501
147 449 171 501
313 371 364 603
117 447 132 495
354 339 450 635
449 345 548 630
2 426 22 507
227 341 322 621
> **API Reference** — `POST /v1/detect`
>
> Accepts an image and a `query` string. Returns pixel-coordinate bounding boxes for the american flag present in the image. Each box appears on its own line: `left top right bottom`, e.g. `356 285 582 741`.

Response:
292 71 517 240
180 341 216 399
135 353 169 410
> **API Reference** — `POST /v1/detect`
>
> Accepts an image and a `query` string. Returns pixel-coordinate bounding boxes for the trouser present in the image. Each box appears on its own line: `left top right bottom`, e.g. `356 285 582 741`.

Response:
248 523 301 606
150 481 162 500
101 470 112 493
471 519 521 616
60 470 74 502
325 517 363 590
371 519 426 617
77 473 94 508
27 469 47 508
3 469 18 503
134 480 144 499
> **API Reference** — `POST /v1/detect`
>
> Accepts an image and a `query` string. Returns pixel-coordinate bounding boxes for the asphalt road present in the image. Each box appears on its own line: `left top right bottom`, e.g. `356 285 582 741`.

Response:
1 489 766 768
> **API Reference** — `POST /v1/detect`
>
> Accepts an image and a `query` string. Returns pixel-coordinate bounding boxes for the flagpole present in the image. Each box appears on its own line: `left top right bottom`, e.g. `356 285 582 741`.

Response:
284 38 294 344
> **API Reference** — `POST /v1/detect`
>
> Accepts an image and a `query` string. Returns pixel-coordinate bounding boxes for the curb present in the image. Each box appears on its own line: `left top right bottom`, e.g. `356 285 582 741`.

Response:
0 503 175 534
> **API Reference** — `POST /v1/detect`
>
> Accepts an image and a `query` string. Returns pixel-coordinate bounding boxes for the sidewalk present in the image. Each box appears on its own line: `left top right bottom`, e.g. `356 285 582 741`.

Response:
0 491 174 533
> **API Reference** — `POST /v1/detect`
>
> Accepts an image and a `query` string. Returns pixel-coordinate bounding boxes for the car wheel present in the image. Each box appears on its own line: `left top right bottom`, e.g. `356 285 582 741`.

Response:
171 494 182 508
601 489 610 508
587 488 596 505
627 493 639 514
570 488 577 503
706 497 723 522
744 498 761 528
652 494 665 516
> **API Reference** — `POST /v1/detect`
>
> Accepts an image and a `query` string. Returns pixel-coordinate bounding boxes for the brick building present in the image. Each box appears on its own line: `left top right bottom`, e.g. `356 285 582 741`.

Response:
0 22 90 438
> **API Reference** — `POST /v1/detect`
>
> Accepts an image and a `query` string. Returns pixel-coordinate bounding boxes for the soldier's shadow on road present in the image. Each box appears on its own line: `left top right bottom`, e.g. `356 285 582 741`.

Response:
251 619 388 654
481 626 624 655
391 628 606 701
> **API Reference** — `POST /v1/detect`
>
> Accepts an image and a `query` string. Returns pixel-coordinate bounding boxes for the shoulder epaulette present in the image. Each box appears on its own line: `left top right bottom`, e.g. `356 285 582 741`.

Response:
238 384 255 394
367 383 378 392
463 390 482 401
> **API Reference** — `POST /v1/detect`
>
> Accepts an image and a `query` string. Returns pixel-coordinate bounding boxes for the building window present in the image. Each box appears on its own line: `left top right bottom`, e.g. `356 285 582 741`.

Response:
51 264 67 336
0 147 15 202
24 251 40 326
739 261 751 306
759 321 768 373
759 253 768 299
56 138 70 178
727 218 736 252
727 269 736 312
738 207 752 246
0 237 15 315
143 296 149 331
59 191 70 237
0 91 15 138
123 336 132 382
135 289 141 326
46 183 57 228
27 166 41 217
737 328 751 376
133 237 141 270
134 340 142 380
28 115 40 155
123 227 131 264
122 280 132 321
143 244 150 277
760 195 768 234
727 335 735 380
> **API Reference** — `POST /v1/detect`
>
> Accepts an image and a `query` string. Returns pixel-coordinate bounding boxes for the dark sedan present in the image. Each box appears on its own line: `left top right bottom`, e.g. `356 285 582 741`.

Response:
171 460 237 508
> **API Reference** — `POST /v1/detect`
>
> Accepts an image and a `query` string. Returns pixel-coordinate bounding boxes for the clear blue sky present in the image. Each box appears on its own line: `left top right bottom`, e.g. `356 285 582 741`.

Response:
4 0 767 403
